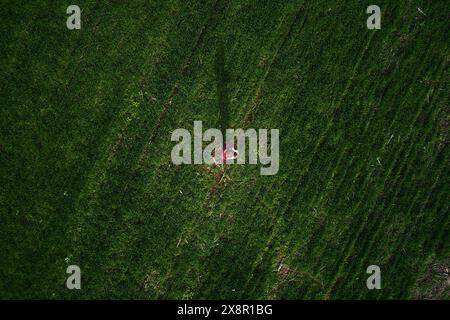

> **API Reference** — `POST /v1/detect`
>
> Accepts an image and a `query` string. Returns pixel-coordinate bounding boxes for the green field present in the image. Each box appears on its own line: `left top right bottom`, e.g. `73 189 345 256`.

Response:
1 0 449 299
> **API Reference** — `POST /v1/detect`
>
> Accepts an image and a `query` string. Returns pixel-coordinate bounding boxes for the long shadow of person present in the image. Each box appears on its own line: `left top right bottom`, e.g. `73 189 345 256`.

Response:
215 43 229 144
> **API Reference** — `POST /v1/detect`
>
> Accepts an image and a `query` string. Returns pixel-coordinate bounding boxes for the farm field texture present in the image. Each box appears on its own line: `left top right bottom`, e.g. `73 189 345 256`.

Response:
0 0 449 299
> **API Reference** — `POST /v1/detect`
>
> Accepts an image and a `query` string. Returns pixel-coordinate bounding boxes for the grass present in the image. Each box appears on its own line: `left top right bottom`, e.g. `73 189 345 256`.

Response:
0 0 449 299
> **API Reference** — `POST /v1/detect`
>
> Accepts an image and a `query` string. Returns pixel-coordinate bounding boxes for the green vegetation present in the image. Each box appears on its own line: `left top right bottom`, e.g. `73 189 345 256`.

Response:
0 0 449 299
